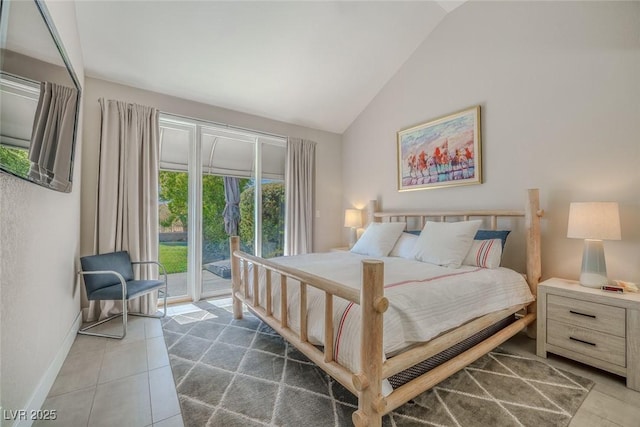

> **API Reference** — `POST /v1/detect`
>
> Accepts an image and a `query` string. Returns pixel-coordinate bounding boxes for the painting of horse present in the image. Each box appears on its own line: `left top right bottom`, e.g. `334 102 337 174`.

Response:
397 106 482 191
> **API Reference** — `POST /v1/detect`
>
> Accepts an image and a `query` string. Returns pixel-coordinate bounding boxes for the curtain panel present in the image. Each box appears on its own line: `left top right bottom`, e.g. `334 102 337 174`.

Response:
83 99 160 321
28 81 78 191
284 137 316 255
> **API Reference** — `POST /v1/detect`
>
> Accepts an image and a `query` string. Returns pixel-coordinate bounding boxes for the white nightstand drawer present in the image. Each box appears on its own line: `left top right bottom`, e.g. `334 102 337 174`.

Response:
547 294 625 337
538 278 640 391
547 319 626 367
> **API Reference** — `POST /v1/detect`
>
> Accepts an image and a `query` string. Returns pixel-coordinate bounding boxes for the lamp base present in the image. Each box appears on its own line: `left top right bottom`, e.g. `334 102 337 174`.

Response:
579 272 609 288
578 239 609 288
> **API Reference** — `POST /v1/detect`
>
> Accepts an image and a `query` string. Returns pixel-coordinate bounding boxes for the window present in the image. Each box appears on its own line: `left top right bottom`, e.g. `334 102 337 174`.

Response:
158 114 286 300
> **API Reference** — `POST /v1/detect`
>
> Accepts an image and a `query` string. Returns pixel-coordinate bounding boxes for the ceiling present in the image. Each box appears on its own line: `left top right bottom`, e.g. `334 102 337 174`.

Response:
75 1 463 134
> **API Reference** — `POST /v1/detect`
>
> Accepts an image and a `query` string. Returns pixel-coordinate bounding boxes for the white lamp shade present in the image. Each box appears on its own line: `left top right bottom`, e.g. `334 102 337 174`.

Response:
567 202 621 241
344 209 362 228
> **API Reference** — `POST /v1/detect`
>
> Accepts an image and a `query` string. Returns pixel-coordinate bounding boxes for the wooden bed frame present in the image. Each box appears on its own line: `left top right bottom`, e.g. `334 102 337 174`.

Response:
229 188 543 427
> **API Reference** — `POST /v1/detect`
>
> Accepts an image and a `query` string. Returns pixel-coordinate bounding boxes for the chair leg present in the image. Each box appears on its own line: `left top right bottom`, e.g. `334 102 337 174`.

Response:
78 313 127 339
123 296 128 336
78 294 129 339
78 286 167 340
162 281 168 317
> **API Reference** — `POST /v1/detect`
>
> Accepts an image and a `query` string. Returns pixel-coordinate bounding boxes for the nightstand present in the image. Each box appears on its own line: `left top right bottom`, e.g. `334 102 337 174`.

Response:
330 246 350 252
537 278 640 391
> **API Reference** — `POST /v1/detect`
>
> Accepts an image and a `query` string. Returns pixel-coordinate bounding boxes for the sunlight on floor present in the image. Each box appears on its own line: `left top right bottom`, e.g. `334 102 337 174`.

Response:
166 297 250 325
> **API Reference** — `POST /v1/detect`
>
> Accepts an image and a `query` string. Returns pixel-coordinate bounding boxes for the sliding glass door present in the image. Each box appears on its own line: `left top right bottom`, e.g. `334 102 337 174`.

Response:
158 114 286 302
199 127 256 297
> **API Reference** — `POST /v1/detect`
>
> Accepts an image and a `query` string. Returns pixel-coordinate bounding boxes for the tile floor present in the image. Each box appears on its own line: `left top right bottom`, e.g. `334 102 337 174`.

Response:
36 315 182 427
39 304 640 427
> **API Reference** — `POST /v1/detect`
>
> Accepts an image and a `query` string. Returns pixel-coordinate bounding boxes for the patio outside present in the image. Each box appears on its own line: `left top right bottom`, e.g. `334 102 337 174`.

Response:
166 270 231 297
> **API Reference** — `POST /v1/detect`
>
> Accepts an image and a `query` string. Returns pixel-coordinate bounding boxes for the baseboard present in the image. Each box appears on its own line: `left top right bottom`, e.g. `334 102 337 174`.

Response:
12 311 81 427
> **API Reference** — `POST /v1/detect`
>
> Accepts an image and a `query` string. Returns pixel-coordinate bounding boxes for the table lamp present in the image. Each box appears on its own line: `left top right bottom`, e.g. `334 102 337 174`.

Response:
567 202 621 288
344 209 362 249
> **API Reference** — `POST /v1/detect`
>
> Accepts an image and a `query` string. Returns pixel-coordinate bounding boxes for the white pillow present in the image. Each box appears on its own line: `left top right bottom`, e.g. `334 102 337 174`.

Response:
389 232 419 258
350 222 406 257
463 239 503 269
413 220 482 268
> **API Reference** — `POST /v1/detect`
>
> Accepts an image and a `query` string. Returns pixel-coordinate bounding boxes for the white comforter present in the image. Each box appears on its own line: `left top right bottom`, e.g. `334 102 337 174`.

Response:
248 252 533 393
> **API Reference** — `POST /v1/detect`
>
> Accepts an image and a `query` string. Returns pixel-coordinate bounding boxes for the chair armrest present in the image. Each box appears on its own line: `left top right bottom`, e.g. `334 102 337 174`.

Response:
78 270 127 300
131 261 168 282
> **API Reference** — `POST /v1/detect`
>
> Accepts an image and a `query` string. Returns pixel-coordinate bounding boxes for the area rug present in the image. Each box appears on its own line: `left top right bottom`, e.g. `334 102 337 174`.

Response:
162 299 593 427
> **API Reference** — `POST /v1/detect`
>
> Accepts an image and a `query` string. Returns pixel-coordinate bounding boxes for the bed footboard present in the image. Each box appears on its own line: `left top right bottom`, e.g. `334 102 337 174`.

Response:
230 236 388 426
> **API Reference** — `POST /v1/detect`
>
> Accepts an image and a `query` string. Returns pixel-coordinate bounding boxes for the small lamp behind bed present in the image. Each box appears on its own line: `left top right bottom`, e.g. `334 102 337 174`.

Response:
567 202 621 288
345 209 363 249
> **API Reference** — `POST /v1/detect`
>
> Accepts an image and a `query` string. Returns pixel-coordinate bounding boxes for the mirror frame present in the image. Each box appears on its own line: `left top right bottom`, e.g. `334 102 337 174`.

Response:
0 0 82 192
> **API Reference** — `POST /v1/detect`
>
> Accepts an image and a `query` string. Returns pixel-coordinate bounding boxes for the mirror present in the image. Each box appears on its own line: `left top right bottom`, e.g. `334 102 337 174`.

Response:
0 0 81 192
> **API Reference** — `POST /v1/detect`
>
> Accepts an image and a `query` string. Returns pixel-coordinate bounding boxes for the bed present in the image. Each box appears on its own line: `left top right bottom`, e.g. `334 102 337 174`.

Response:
229 189 543 426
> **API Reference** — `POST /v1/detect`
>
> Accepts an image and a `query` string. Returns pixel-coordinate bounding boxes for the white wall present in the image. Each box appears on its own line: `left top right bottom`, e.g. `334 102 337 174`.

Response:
80 78 343 257
342 1 640 282
0 1 85 423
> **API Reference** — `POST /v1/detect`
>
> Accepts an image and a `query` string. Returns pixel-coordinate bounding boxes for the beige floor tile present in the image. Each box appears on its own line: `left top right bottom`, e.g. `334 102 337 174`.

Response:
149 366 181 423
147 336 170 370
101 317 147 349
594 371 640 406
49 349 104 397
33 387 95 427
570 408 622 427
89 372 152 427
578 389 640 427
99 340 148 384
67 334 109 357
145 318 164 338
593 378 640 406
153 413 184 427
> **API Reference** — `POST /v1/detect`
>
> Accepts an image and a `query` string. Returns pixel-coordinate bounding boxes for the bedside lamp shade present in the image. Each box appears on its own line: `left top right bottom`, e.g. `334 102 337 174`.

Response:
567 202 621 288
344 209 362 249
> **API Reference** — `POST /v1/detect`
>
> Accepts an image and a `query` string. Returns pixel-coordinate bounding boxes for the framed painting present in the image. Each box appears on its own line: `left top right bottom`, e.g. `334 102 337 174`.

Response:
397 106 482 191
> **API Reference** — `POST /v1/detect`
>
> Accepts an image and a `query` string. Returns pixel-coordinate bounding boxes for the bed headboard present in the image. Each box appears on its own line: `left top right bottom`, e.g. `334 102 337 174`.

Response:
366 189 543 304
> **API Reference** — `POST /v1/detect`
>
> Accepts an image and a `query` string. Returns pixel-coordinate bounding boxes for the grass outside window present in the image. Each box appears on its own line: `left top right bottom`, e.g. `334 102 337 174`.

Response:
159 243 187 274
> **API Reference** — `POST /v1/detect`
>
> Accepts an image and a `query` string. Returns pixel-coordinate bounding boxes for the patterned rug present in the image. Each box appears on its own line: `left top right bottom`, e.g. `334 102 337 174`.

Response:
162 299 593 427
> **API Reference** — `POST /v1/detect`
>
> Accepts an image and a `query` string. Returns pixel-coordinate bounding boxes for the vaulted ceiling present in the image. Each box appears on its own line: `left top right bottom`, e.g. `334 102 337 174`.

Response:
75 1 464 134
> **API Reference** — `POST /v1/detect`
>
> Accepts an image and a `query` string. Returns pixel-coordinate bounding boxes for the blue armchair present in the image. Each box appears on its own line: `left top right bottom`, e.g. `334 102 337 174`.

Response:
78 251 168 339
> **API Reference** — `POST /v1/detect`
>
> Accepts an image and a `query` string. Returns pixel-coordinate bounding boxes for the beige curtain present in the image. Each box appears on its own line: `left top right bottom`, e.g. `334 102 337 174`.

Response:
28 81 78 192
83 99 160 321
284 137 316 255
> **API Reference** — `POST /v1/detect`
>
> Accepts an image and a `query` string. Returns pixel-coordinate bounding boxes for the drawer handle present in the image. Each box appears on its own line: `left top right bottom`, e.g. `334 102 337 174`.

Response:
569 310 596 319
569 336 596 347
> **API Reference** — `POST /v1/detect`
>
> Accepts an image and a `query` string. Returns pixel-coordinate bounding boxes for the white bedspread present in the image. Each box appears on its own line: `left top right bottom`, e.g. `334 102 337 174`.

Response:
247 252 533 393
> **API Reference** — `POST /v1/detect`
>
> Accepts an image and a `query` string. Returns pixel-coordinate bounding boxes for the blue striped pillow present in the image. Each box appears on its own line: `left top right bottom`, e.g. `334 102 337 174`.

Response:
474 230 510 250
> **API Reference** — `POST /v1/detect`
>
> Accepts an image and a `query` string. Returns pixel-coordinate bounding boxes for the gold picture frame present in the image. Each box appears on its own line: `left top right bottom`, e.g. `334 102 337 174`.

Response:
397 106 482 191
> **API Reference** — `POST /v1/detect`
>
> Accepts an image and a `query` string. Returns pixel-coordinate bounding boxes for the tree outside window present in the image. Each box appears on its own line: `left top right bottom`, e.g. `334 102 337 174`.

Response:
159 171 284 272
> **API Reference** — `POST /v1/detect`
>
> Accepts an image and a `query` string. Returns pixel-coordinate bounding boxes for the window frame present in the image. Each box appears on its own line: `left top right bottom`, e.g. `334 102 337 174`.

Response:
158 114 286 301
